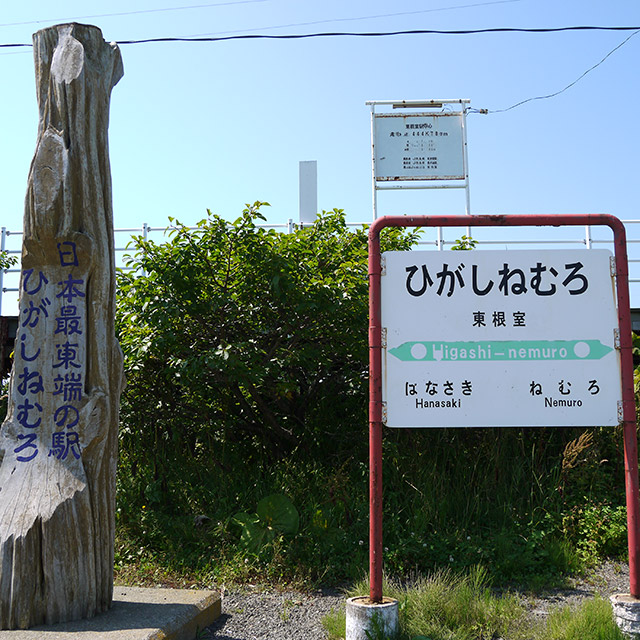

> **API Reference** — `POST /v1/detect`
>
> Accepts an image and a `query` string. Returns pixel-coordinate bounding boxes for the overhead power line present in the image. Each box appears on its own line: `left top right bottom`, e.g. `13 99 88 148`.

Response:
482 29 640 113
184 0 524 38
116 25 640 44
0 1 269 28
1 22 636 116
2 24 640 48
0 0 524 33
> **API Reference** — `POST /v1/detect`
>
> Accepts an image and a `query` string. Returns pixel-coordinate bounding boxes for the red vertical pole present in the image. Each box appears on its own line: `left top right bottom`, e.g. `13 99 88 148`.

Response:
366 213 640 600
623 397 640 598
611 219 640 597
368 221 384 603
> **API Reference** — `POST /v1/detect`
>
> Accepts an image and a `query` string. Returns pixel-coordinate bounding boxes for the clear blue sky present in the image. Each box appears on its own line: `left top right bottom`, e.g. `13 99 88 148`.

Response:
0 1 639 311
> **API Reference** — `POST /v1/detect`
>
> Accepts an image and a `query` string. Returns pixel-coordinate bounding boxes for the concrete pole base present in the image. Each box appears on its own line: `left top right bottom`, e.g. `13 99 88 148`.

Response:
611 594 640 639
345 596 399 640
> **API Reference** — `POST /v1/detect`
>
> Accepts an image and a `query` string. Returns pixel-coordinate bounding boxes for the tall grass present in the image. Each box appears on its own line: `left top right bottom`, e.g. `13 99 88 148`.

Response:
324 568 527 640
323 571 624 640
544 598 625 640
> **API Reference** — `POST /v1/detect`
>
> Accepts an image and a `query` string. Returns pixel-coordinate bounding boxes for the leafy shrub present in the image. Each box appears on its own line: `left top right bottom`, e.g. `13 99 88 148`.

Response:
115 204 418 507
562 501 628 564
0 250 17 272
450 235 477 251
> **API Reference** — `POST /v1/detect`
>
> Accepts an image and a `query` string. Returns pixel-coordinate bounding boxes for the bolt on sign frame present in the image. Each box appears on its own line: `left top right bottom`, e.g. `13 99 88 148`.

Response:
368 213 640 603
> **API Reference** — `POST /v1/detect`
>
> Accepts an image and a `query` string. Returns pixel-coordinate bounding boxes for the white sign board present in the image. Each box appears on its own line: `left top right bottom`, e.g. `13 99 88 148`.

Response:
373 113 465 181
381 250 622 428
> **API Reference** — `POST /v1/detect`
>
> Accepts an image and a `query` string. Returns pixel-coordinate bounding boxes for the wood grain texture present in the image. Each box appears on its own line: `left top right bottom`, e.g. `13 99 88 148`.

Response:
0 24 124 629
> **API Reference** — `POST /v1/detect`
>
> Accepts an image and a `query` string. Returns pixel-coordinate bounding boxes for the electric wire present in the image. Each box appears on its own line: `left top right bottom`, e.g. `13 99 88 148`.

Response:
483 29 640 113
184 0 524 38
0 1 269 29
0 23 637 115
2 24 640 48
115 25 640 44
0 0 522 33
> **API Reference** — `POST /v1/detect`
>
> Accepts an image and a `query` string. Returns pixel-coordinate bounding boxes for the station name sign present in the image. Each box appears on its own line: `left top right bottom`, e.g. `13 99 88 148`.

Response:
381 249 622 428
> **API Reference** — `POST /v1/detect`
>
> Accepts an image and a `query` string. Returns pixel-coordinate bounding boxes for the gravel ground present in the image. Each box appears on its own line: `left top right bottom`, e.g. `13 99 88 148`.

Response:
525 559 630 619
203 561 632 640
205 586 344 640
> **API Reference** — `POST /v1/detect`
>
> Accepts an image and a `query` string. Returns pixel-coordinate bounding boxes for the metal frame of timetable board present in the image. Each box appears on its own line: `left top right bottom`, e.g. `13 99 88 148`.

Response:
367 213 640 604
367 99 471 220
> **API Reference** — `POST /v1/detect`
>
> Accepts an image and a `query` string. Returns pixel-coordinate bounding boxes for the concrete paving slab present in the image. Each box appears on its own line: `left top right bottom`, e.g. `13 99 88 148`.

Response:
0 586 221 639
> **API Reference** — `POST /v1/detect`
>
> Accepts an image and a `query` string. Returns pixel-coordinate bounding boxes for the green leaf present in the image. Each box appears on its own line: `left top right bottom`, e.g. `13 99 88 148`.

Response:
256 494 299 536
231 512 269 555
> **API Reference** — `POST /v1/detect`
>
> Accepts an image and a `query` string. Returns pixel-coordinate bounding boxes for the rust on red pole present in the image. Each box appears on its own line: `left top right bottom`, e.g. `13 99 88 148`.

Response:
368 213 640 602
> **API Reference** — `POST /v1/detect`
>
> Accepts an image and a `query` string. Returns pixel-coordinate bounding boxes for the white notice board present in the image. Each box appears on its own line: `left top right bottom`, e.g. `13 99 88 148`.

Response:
373 113 465 181
381 249 622 428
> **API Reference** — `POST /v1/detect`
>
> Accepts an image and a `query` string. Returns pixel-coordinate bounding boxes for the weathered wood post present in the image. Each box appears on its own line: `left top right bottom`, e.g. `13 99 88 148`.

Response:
0 23 124 629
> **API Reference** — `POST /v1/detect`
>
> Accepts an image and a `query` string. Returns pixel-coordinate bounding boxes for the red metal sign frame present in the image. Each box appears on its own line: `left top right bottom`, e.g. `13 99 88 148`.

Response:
368 214 639 602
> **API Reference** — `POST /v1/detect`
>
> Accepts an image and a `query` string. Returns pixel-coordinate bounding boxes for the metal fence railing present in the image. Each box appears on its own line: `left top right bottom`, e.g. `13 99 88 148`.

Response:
2 218 640 314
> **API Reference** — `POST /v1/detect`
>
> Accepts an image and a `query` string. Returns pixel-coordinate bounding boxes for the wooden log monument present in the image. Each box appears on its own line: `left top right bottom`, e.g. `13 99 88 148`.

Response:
0 23 124 629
